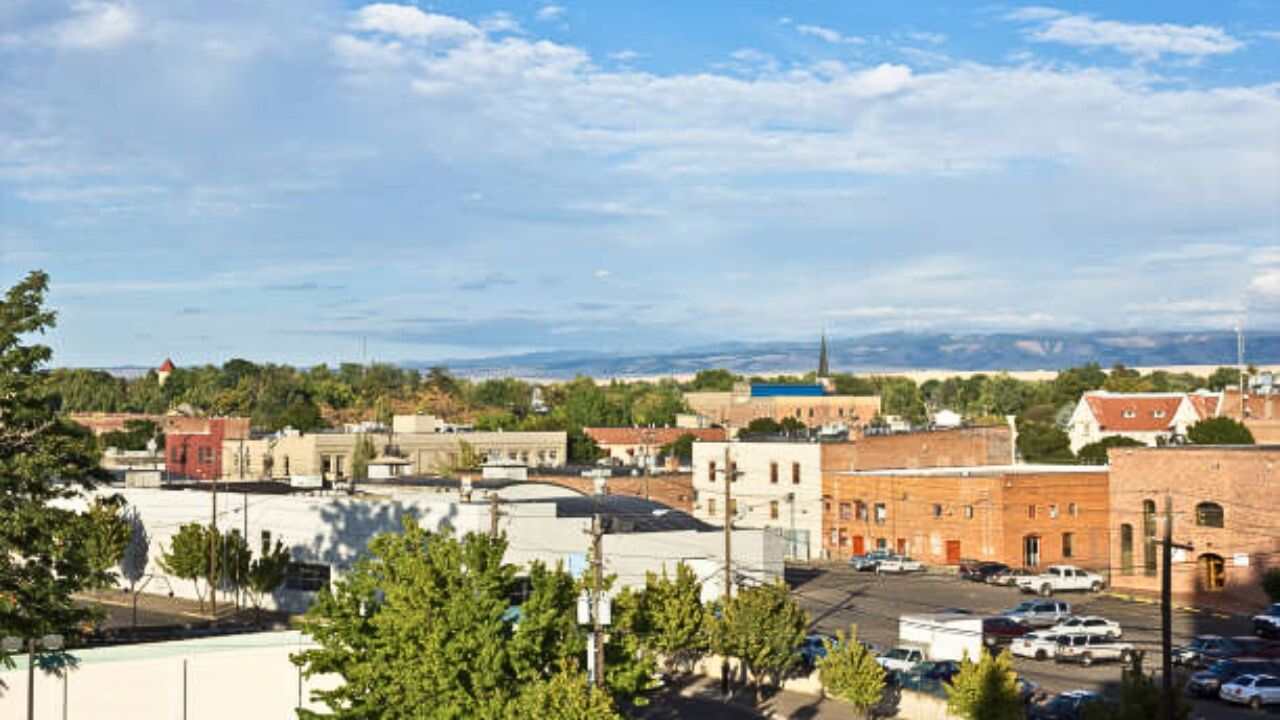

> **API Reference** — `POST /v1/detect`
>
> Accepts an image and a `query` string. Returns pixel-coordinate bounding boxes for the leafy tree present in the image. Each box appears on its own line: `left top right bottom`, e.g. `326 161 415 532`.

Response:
1207 366 1242 392
1076 436 1145 465
978 374 1027 417
435 439 483 476
81 495 132 589
1262 568 1280 604
246 537 291 625
512 665 622 720
744 417 784 434
779 416 807 433
1082 653 1190 720
509 561 582 682
1187 417 1254 445
351 434 376 481
1052 363 1106 407
99 418 163 451
160 522 217 611
629 385 686 426
119 507 150 626
0 271 113 669
876 377 926 424
605 586 660 704
643 563 710 674
221 530 252 610
1016 420 1074 463
817 625 885 718
944 648 1023 720
713 581 807 698
831 373 877 396
685 369 738 392
658 433 697 465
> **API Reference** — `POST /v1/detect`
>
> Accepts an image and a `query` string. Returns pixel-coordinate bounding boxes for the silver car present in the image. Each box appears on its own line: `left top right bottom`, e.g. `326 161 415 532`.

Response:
1005 600 1072 629
1055 634 1134 667
1220 674 1280 710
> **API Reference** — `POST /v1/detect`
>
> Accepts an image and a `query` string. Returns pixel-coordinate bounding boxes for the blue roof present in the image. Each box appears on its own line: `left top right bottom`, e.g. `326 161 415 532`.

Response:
750 383 827 397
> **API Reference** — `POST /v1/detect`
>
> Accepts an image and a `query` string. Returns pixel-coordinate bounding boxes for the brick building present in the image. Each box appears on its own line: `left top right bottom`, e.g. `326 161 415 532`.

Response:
167 417 251 481
529 471 695 513
852 425 1014 470
823 465 1110 570
1108 445 1280 606
1221 389 1280 444
684 382 880 435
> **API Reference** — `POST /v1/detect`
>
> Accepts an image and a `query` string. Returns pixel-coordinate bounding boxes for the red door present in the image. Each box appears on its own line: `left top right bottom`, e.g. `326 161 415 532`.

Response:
945 540 961 565
896 538 907 555
852 536 865 555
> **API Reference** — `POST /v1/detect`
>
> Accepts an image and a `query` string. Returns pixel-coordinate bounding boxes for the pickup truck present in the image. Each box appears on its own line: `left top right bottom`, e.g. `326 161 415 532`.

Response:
1255 604 1280 639
1016 565 1105 596
877 646 925 673
1054 635 1134 667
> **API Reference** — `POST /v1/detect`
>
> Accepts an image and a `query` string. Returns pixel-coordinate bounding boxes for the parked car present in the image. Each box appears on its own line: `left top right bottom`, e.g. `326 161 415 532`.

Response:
800 633 837 669
1175 635 1280 668
960 561 1009 583
1255 604 1280 639
877 555 925 574
1012 632 1066 661
1048 616 1122 639
989 567 1037 587
877 646 925 673
983 616 1032 647
850 550 892 571
1186 658 1280 698
1220 673 1280 710
917 660 961 683
1054 634 1134 667
1005 600 1072 629
1016 565 1105 596
1017 677 1044 705
1028 690 1107 720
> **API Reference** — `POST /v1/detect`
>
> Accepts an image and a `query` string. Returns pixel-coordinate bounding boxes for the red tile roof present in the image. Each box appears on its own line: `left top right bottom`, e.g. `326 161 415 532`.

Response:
158 358 175 372
584 427 726 446
1084 394 1183 432
1186 393 1220 420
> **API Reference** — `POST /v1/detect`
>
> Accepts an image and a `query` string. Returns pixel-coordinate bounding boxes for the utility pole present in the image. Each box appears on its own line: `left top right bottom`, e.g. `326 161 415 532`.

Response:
590 511 605 689
1159 493 1193 720
489 491 502 538
720 443 737 699
210 473 218 620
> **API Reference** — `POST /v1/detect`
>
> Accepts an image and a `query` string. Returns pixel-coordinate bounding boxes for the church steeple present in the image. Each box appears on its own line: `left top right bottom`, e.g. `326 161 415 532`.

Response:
818 332 829 378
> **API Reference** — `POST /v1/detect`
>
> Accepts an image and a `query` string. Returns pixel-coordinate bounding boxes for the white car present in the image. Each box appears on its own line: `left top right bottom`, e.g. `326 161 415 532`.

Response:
1048 616 1122 639
1055 635 1134 667
876 646 924 673
1010 632 1065 661
877 555 925 574
1220 674 1280 710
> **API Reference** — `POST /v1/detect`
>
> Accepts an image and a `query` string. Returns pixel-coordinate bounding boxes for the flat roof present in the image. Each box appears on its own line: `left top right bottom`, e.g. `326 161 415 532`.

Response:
1111 444 1280 452
839 464 1108 477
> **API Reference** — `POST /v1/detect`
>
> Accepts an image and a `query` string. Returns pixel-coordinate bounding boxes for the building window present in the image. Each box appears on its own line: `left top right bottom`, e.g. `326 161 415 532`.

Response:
838 529 849 547
874 503 887 525
770 501 780 520
729 499 738 516
1027 505 1036 519
791 462 801 485
1123 409 1136 419
1120 524 1134 575
708 461 716 484
875 538 887 550
829 529 838 547
822 495 832 513
1048 504 1059 519
197 447 215 465
932 504 943 519
808 408 814 418
729 462 738 482
839 408 845 417
261 530 272 548
963 505 974 519
855 501 868 521
1143 499 1157 577
707 498 716 516
795 409 802 418
284 562 330 592
839 502 852 520
770 462 779 484
1068 502 1078 517
1062 532 1074 558
1195 502 1224 528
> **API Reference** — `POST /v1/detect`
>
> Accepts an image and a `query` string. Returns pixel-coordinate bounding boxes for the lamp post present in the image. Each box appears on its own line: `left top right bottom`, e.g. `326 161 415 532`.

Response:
3 633 65 720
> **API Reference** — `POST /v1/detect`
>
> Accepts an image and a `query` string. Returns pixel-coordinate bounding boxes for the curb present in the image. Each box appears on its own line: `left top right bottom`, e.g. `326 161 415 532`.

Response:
1100 591 1245 620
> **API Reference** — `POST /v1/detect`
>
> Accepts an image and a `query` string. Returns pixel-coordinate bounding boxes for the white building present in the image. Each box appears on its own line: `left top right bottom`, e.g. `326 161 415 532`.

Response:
691 440 823 561
1066 391 1216 454
76 483 783 613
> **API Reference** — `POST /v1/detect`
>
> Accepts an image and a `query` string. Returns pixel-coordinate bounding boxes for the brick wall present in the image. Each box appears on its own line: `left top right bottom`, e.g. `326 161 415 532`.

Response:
167 418 248 481
528 473 694 513
1000 472 1111 573
851 426 1014 470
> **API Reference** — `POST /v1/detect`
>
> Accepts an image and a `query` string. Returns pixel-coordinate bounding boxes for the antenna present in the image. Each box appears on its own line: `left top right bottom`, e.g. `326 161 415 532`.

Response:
1236 323 1246 416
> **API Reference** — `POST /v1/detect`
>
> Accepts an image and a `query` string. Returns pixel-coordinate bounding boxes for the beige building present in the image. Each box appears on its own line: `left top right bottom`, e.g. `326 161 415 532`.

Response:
222 420 567 482
684 382 880 434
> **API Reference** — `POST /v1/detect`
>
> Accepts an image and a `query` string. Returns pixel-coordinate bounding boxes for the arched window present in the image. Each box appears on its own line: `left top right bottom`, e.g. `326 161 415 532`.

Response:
1120 524 1134 575
1142 499 1157 577
1195 502 1224 528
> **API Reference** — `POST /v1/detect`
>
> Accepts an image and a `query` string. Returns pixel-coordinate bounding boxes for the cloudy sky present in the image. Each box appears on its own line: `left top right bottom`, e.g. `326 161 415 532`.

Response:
1 1 1278 367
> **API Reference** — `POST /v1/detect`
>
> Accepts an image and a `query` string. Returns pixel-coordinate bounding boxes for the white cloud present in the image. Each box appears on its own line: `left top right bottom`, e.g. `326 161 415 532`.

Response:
52 1 138 50
1140 243 1241 265
593 269 611 279
609 49 641 62
906 31 946 45
1009 8 1244 60
535 5 566 22
1249 271 1280 301
480 12 522 35
795 23 864 45
351 4 480 42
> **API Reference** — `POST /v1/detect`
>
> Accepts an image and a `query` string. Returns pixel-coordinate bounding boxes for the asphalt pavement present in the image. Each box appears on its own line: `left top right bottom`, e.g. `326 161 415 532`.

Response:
788 565 1274 720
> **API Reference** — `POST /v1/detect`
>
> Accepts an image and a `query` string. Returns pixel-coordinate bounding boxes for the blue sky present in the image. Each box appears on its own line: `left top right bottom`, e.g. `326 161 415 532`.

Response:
1 1 1278 367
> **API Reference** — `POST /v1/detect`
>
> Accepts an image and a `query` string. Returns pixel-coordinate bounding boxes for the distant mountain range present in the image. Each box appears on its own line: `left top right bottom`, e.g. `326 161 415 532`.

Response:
416 331 1280 379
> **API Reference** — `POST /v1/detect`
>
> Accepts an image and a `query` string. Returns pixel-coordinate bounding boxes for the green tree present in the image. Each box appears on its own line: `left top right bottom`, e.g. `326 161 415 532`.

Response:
658 433 697 465
1076 436 1145 465
779 416 807 433
509 561 582 682
160 522 217 611
877 377 926 424
246 537 291 625
1262 568 1280 604
0 271 113 669
511 665 622 720
944 648 1023 720
643 563 710 674
605 586 660 704
1016 420 1074 463
817 625 885 719
99 418 163 451
1206 366 1242 392
629 385 686 426
685 369 738 392
1082 653 1190 720
81 495 131 589
351 434 376 481
713 581 807 698
221 530 252 610
1187 417 1254 445
744 417 784 434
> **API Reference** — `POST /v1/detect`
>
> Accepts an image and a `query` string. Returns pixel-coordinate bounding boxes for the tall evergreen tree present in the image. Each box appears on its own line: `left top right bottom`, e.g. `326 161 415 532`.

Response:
0 271 112 667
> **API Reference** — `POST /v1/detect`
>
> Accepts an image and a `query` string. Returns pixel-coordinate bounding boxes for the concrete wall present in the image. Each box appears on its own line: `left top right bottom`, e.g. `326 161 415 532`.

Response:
0 631 337 720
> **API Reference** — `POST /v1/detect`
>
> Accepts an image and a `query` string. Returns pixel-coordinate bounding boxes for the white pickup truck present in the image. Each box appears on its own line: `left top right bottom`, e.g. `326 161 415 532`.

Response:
1016 565 1105 596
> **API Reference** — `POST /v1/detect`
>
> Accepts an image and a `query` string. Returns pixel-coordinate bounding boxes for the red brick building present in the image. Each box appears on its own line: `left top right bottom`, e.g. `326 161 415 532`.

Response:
166 417 251 481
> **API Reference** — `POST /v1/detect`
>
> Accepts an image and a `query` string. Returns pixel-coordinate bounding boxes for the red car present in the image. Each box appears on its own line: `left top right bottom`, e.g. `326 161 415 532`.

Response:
984 616 1032 647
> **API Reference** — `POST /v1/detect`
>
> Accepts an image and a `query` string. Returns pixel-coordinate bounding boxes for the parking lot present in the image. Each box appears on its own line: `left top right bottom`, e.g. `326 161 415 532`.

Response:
789 565 1271 718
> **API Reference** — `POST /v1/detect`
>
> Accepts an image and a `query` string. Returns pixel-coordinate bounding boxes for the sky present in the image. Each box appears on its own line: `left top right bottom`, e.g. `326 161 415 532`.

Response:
1 1 1278 367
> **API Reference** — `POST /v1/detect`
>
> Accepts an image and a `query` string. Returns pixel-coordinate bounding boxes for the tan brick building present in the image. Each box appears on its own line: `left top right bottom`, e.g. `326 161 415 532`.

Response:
684 382 880 434
851 425 1014 470
823 465 1110 570
1108 445 1280 606
1220 389 1280 444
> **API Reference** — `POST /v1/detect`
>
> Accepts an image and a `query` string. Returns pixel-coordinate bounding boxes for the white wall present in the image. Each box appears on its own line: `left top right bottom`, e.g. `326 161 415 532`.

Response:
0 631 337 720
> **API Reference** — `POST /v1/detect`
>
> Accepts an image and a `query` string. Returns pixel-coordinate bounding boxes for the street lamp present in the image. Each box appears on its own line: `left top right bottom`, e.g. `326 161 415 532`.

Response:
3 633 65 720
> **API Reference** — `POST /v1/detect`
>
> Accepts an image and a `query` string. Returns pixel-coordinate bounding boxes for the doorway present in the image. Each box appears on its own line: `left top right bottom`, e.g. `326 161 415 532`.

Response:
1199 554 1226 591
896 538 907 555
945 540 962 565
1023 535 1041 568
852 535 865 555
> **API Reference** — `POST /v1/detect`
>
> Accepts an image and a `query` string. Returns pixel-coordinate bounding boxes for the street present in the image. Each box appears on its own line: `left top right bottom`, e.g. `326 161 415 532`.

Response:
790 565 1274 719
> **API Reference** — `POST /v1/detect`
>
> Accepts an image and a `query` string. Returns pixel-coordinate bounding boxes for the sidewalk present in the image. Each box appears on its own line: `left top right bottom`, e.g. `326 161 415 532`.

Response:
1101 587 1259 620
